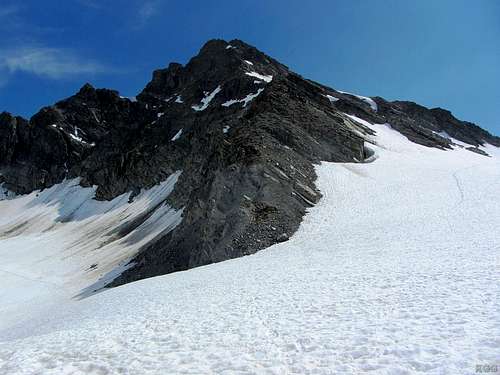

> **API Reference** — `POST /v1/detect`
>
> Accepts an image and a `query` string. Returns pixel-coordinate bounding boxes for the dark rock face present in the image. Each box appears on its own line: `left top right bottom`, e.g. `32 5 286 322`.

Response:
1 39 499 287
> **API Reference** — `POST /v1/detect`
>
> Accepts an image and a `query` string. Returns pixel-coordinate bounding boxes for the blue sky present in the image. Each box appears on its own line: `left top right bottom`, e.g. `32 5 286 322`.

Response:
0 0 499 134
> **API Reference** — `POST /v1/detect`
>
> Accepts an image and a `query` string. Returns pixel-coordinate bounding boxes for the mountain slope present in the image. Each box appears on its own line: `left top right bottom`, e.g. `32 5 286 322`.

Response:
1 39 499 293
1 120 499 374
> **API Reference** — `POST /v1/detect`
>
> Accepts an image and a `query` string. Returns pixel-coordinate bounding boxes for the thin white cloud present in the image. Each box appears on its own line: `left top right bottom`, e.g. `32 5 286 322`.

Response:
0 47 109 79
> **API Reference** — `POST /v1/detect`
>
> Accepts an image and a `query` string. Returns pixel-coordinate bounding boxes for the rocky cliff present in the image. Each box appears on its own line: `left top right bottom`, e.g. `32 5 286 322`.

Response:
1 39 498 287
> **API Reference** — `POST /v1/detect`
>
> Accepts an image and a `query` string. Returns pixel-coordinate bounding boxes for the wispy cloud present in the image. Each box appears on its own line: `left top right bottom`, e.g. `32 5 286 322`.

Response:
0 46 109 80
0 5 111 88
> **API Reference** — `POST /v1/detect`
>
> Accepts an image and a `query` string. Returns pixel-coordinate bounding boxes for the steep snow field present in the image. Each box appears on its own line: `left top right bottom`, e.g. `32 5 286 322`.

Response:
1 123 499 374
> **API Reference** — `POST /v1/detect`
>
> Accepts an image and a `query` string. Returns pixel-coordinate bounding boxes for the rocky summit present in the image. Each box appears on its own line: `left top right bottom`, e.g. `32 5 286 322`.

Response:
1 39 499 288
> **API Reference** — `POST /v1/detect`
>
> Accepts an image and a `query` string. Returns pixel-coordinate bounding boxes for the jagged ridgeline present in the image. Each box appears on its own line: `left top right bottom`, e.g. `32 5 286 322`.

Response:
1 39 499 287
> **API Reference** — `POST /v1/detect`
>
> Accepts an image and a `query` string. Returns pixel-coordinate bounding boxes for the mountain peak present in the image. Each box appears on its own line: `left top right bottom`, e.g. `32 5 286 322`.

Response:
77 82 96 95
198 38 230 53
198 38 261 55
138 39 287 108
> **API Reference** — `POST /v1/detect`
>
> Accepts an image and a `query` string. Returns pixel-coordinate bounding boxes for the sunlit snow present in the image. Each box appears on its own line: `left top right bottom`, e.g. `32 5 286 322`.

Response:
51 124 95 147
192 85 222 111
245 71 273 83
325 94 339 103
222 88 264 108
0 172 182 334
345 113 374 128
171 129 183 141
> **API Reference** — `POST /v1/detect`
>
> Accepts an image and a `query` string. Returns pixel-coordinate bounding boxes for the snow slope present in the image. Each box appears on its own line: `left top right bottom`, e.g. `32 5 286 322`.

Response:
1 122 499 374
0 172 182 333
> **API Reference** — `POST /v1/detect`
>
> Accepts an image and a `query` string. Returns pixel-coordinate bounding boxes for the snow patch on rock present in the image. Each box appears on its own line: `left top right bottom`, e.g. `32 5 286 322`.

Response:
338 90 378 111
51 124 95 147
245 71 273 83
325 94 339 103
192 86 222 111
435 130 475 148
171 129 183 141
222 88 265 108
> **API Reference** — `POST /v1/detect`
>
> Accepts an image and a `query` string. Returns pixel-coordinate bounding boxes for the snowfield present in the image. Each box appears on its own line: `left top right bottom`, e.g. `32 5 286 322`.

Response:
1 122 499 374
0 172 182 333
